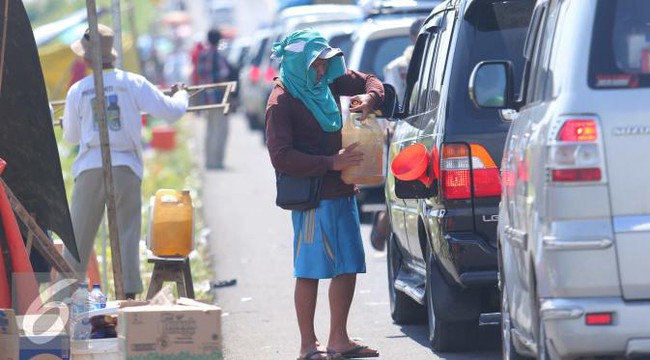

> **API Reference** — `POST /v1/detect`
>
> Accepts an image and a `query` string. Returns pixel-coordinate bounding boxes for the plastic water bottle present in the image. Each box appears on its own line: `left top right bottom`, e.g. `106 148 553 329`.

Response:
70 282 91 340
90 284 107 310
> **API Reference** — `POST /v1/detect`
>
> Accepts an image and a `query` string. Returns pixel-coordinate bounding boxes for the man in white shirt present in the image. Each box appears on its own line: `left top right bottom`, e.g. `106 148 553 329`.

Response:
62 24 189 299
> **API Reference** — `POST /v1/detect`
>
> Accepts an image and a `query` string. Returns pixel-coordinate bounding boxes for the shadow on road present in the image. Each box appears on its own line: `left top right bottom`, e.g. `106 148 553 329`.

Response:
396 322 502 359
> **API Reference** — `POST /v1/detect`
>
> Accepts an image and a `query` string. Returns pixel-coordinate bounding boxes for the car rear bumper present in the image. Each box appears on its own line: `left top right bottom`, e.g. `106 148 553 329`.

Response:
444 232 498 287
542 297 650 358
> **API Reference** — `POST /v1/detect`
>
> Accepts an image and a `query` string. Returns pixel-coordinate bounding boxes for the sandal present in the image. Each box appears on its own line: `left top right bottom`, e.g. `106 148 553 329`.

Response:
297 350 330 360
329 345 379 359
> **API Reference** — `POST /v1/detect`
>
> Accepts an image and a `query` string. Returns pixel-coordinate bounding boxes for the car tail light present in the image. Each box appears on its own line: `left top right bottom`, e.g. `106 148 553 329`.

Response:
470 144 502 197
440 143 501 200
249 66 260 84
264 66 277 83
558 119 598 142
549 117 603 183
585 312 613 326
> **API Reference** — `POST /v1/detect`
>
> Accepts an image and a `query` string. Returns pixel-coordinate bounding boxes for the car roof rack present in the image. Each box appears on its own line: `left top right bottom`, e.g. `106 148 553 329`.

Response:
365 0 439 18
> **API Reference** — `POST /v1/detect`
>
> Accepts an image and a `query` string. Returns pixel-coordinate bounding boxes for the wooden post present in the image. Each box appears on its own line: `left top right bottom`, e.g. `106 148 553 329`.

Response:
1 179 74 274
111 0 123 69
85 0 125 300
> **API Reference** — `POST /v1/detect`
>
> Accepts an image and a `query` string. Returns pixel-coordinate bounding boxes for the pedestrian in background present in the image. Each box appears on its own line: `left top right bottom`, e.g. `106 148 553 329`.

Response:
370 17 426 252
62 24 189 299
197 28 231 170
266 29 383 360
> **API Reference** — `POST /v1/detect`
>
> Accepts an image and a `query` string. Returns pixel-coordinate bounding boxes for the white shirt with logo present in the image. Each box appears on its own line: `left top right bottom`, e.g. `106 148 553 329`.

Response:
62 69 189 180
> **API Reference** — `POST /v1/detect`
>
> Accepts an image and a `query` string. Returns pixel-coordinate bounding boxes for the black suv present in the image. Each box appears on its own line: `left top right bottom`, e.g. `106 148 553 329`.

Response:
381 0 534 352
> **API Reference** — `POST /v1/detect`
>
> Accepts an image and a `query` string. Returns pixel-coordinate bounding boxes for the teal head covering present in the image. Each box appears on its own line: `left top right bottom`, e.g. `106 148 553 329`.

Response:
271 29 347 132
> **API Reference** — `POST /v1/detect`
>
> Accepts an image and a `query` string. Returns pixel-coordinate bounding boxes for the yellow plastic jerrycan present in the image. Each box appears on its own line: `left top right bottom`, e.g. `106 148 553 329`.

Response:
341 112 385 185
149 189 194 257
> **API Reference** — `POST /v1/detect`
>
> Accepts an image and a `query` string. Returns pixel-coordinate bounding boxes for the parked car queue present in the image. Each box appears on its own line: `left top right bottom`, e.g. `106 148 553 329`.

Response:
227 0 650 358
379 0 650 359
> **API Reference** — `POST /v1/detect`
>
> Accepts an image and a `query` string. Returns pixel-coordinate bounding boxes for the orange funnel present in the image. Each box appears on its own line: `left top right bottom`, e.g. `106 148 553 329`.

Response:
391 143 432 186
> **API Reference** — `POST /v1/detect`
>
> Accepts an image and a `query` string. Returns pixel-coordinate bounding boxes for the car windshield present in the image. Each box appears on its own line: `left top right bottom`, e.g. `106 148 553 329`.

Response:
589 0 650 89
359 35 410 81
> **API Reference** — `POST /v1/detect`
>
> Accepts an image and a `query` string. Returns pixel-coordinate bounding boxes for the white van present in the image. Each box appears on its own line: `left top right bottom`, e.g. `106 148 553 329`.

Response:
470 0 650 359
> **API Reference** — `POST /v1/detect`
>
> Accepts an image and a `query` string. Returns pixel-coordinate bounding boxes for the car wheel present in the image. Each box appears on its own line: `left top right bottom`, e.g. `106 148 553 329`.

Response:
387 232 426 324
501 277 532 359
425 245 479 352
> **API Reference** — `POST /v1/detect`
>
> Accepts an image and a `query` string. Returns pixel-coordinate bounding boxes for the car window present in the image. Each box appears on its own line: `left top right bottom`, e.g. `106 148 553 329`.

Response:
406 33 430 114
523 3 552 104
425 11 453 112
547 0 569 98
416 28 440 113
330 34 353 60
526 0 559 103
359 35 411 81
532 1 561 102
446 0 534 135
589 0 650 89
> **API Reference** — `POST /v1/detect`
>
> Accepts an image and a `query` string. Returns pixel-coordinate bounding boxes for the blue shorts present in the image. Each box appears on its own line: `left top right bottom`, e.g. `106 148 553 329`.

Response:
292 196 366 279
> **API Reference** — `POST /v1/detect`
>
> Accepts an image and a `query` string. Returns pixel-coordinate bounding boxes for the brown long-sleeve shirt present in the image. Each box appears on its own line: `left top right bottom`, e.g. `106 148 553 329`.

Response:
266 69 385 200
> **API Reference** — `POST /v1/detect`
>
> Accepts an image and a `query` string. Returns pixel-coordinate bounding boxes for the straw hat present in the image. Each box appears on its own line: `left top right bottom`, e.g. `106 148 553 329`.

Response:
70 24 118 63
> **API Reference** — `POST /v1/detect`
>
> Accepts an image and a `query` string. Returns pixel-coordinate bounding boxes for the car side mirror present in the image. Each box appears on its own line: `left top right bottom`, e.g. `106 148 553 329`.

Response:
378 83 399 120
469 61 514 109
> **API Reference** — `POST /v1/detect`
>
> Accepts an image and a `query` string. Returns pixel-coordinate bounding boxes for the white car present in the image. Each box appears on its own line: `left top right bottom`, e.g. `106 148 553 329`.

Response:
470 0 650 358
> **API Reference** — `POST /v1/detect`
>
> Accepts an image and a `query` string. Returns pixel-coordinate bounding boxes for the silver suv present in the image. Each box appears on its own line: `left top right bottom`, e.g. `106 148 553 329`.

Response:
470 0 650 359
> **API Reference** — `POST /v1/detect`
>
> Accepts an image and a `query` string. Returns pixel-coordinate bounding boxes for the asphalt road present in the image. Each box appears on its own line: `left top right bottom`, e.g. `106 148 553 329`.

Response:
196 113 502 359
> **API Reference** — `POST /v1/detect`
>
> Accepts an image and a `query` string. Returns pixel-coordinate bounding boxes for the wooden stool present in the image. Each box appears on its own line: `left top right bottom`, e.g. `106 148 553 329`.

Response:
146 255 195 299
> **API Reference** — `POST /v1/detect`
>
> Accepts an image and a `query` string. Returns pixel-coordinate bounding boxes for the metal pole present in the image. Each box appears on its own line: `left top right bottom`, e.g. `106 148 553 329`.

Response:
111 0 124 69
85 0 125 300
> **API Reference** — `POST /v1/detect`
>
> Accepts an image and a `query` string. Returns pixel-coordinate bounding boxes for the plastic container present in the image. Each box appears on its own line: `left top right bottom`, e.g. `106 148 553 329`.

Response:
71 282 92 340
148 189 194 257
90 284 107 310
71 338 119 360
151 125 176 151
341 112 385 185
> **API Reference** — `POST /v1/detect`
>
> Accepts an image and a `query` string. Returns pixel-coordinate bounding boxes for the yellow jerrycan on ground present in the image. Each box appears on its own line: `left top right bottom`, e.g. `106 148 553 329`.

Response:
341 112 385 185
148 189 194 257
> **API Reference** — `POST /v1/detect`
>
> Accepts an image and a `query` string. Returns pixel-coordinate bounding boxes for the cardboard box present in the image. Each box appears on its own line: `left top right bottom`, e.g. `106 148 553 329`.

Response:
0 309 19 360
70 338 119 360
118 300 222 360
17 314 70 360
0 310 69 360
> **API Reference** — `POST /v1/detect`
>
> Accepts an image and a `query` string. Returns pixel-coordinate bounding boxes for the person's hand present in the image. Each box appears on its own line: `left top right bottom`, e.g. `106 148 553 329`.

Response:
170 82 187 95
331 142 364 171
349 93 377 120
